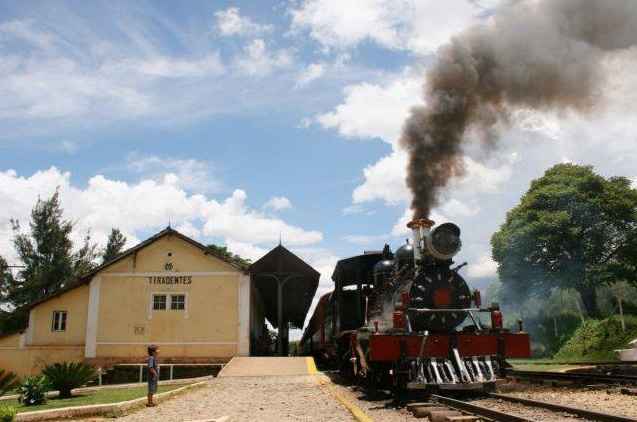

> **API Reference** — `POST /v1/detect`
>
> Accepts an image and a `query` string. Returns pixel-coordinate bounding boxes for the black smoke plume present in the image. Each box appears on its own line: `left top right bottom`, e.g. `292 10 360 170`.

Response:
402 0 637 219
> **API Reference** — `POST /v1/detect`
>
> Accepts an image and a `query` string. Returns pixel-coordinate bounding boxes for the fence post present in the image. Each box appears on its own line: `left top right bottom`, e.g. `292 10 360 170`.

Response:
139 365 143 383
170 365 174 380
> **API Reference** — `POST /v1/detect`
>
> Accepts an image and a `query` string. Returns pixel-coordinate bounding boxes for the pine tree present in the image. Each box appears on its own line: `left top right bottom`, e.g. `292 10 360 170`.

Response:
102 228 127 263
5 190 97 308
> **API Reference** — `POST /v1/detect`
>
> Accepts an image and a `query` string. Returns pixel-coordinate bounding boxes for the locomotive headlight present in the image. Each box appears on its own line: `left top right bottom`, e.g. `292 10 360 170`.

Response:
425 222 462 260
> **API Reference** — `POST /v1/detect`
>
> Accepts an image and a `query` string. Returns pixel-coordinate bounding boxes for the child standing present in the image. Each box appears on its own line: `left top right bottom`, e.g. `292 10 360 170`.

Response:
146 345 159 407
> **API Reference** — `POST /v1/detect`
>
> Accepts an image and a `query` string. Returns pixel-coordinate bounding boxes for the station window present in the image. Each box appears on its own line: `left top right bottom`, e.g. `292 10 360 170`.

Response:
153 294 167 310
51 311 67 332
171 294 186 310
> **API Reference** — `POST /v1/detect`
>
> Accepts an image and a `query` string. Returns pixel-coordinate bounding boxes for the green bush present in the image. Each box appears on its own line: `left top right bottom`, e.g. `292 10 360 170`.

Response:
0 404 16 422
554 315 637 361
0 370 18 396
42 362 97 399
17 375 49 406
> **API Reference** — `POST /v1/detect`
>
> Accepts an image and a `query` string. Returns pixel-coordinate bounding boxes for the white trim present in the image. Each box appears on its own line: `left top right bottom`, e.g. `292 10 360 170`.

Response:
104 272 239 277
26 308 35 345
96 342 237 345
85 277 101 358
237 274 250 356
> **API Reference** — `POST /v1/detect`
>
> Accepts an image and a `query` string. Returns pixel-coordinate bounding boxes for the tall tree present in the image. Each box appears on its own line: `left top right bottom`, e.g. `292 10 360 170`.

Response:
491 164 637 317
102 228 127 263
207 244 251 268
3 190 97 309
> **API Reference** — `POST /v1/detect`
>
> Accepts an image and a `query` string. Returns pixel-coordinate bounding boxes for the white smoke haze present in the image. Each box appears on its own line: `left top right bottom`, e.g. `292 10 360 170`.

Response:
402 0 637 219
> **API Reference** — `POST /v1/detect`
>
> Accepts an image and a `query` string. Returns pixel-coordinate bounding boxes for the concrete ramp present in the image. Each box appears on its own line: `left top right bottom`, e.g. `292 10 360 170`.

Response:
218 357 317 377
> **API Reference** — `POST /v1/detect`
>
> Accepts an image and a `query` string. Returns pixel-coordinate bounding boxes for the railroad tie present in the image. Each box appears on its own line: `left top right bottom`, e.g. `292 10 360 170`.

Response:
410 405 449 418
428 409 463 422
445 417 480 422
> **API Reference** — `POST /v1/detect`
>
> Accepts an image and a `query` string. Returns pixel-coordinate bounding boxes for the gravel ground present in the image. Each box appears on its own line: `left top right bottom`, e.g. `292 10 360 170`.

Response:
67 375 354 422
471 397 593 421
499 383 637 420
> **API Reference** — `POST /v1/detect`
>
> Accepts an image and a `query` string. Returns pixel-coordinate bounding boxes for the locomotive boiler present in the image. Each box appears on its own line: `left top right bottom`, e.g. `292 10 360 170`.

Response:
300 218 530 395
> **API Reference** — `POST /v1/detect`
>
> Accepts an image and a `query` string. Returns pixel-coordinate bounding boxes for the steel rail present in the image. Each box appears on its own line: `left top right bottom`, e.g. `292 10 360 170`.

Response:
431 394 533 422
488 393 637 422
507 369 637 384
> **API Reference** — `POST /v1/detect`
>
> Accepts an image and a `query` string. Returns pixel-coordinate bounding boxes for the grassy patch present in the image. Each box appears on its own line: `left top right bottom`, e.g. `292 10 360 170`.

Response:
2 384 183 413
554 315 637 361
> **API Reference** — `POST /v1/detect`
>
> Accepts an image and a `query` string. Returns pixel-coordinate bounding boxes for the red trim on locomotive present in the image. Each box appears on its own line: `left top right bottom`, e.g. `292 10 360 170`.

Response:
501 332 531 358
365 331 530 362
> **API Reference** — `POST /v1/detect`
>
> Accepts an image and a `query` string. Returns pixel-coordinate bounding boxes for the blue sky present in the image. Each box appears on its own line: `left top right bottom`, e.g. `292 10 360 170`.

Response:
1 0 636 336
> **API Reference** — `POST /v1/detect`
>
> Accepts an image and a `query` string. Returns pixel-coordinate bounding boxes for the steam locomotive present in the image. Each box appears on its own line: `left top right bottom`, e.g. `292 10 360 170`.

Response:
300 218 530 394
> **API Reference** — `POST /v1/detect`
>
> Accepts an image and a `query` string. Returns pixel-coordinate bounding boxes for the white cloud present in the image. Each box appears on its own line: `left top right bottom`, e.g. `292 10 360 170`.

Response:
342 234 390 246
120 54 225 79
296 63 325 87
234 39 293 76
214 7 273 37
290 0 491 54
352 150 410 205
263 196 293 211
466 254 498 279
316 70 422 145
224 240 269 262
126 154 222 194
0 167 322 263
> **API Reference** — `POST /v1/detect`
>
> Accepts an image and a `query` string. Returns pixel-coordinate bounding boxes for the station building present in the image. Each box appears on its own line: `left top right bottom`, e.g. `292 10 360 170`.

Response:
0 227 318 376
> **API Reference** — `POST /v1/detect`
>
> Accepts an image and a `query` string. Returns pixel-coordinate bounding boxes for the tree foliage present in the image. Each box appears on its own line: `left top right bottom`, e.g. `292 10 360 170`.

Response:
0 190 98 313
102 228 127 263
206 244 251 269
491 164 637 317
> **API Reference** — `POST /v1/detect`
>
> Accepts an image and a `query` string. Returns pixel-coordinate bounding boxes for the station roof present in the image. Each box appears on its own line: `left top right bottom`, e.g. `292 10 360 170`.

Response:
250 245 320 329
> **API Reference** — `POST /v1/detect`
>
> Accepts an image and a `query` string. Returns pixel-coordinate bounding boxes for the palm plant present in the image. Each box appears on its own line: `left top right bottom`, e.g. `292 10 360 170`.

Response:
0 370 18 396
17 376 49 406
42 362 97 399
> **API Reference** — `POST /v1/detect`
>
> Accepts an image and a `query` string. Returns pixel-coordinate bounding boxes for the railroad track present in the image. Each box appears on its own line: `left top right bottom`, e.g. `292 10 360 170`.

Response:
507 369 637 386
405 393 637 421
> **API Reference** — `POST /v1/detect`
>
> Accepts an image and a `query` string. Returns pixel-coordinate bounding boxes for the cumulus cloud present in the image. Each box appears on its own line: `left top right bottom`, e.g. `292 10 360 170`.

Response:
214 7 273 37
290 0 492 54
234 39 293 76
0 167 322 263
316 70 421 144
263 196 293 211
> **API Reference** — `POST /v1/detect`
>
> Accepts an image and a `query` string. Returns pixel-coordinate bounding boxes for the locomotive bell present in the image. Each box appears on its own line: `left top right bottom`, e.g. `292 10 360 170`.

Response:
425 222 462 260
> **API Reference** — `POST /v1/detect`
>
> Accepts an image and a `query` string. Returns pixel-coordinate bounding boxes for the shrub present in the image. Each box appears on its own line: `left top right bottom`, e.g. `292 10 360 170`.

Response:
42 362 97 399
554 315 637 361
17 376 49 406
0 404 16 422
0 370 18 396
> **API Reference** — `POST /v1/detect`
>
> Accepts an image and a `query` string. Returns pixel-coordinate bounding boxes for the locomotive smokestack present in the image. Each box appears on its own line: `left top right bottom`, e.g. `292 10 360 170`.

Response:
406 218 435 262
401 0 637 219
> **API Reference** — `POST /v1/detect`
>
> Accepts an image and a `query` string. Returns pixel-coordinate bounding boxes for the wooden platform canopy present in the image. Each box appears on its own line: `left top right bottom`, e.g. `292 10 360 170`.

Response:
250 245 320 356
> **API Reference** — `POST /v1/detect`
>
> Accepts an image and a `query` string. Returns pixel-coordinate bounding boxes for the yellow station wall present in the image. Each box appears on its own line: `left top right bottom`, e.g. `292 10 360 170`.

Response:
0 232 248 376
95 235 241 359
